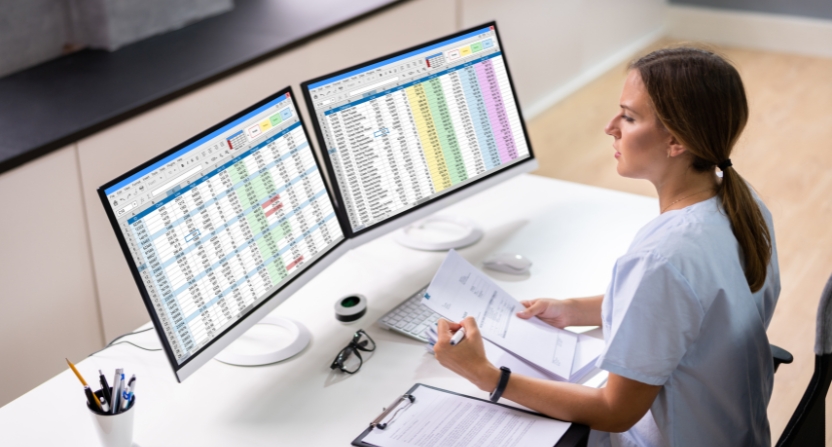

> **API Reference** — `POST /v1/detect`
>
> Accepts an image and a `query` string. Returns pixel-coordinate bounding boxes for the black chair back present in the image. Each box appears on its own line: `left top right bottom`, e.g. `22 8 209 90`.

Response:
776 274 832 446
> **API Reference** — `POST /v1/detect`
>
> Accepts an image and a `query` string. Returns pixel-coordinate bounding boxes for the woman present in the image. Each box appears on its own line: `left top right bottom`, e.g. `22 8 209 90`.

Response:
433 47 780 446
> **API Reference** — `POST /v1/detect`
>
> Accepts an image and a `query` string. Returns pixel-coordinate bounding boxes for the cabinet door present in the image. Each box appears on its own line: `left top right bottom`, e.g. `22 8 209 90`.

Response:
0 145 103 407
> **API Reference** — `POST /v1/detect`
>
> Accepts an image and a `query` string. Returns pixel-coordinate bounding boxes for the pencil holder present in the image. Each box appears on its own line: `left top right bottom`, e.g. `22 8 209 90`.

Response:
88 388 135 447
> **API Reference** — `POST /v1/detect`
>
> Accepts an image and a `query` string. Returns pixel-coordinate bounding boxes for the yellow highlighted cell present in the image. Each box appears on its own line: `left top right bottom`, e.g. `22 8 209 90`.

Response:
259 120 271 133
459 46 472 57
405 84 450 192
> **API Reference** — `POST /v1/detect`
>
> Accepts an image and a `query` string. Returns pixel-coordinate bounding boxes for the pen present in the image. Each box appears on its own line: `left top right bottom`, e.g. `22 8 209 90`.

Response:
450 328 466 346
66 358 102 411
122 375 136 410
99 369 112 404
83 386 100 411
99 395 111 413
111 369 124 414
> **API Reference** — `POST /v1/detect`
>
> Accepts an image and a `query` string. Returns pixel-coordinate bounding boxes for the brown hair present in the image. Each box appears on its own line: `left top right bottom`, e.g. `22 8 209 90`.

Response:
631 47 771 292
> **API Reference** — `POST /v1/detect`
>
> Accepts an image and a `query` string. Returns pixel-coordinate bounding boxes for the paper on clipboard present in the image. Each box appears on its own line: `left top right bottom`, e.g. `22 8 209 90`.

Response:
422 250 578 379
360 385 569 447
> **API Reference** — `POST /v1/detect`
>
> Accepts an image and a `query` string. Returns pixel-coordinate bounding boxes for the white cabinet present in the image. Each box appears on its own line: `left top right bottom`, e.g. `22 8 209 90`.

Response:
0 145 103 406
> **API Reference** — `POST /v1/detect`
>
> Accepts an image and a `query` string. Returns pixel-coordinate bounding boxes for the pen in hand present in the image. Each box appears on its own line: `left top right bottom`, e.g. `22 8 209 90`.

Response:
450 327 466 346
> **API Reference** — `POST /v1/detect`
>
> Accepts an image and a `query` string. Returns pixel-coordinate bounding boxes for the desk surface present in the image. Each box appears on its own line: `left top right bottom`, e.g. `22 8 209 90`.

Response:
0 175 658 446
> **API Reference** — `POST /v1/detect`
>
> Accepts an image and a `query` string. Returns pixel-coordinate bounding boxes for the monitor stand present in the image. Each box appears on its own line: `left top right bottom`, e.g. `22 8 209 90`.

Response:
214 316 310 366
394 215 483 251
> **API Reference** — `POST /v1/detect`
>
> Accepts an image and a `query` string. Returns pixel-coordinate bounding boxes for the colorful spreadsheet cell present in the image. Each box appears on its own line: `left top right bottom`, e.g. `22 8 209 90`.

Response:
318 48 529 232
125 119 342 363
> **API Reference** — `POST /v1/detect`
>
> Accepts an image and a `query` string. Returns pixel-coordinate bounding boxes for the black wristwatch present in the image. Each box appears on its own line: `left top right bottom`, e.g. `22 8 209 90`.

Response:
489 366 511 402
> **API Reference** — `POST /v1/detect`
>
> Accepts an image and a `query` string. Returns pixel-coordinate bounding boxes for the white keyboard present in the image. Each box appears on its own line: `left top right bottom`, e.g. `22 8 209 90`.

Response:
377 285 441 342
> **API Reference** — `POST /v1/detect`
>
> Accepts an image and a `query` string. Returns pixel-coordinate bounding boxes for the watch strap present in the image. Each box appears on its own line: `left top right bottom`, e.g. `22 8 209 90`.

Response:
489 366 511 402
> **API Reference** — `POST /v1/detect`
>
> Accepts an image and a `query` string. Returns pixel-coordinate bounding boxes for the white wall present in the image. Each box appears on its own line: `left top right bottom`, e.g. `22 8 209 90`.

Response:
668 4 832 58
460 0 665 118
0 0 668 407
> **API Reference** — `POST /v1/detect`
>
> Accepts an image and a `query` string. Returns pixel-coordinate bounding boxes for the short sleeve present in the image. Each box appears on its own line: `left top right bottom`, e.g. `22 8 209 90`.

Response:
597 252 705 386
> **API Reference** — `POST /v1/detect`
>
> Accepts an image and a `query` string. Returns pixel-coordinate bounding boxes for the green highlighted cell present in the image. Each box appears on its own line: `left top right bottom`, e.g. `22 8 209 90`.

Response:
247 212 267 235
254 221 289 252
424 79 467 184
471 42 482 53
269 113 283 127
237 177 272 209
229 161 248 183
266 261 287 283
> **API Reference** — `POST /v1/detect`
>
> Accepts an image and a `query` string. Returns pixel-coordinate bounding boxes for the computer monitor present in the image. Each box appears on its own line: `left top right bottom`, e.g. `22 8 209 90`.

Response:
302 22 537 247
98 88 348 382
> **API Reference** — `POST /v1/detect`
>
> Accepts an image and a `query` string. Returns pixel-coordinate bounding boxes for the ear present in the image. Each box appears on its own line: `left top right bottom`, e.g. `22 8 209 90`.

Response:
666 133 687 158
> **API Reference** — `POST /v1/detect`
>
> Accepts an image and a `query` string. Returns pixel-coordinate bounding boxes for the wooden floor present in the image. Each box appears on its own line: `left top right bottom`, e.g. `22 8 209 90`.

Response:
526 40 832 441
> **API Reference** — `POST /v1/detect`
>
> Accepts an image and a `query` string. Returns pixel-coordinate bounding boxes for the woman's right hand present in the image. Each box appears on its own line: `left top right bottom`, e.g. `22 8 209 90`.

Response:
516 298 575 328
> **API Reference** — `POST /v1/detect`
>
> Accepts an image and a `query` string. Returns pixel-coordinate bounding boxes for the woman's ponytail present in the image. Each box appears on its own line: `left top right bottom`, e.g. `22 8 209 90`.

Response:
632 48 771 292
718 165 772 292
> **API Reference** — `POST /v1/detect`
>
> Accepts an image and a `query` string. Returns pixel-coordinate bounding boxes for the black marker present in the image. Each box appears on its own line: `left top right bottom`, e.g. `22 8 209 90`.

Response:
99 369 112 404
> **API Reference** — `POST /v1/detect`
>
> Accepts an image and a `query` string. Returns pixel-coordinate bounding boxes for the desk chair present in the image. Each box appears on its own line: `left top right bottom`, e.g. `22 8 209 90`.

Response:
775 273 832 447
772 344 794 372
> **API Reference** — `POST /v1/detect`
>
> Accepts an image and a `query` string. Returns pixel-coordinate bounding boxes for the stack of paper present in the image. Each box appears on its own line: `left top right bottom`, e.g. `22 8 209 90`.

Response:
423 250 605 383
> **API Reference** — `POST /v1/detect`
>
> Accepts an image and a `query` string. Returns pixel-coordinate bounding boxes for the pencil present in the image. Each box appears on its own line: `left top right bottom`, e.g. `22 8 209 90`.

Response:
66 358 102 410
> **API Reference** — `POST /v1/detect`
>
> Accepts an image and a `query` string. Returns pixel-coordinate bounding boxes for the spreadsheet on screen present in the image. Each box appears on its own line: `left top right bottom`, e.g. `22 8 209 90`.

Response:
306 26 531 233
102 93 344 364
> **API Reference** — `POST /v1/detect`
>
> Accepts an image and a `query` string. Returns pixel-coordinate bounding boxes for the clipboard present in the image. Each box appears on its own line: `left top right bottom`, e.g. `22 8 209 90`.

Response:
351 383 589 447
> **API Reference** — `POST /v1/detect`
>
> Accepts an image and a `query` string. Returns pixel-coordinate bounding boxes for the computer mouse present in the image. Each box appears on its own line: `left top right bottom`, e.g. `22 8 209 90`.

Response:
483 253 532 275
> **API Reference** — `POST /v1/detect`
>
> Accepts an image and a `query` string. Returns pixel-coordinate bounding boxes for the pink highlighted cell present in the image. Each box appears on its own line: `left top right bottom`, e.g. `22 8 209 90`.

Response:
264 202 283 218
286 255 304 271
261 194 281 209
474 59 518 163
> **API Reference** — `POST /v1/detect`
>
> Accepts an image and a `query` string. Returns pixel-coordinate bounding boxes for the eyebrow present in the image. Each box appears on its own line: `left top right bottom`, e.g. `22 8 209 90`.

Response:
620 104 641 117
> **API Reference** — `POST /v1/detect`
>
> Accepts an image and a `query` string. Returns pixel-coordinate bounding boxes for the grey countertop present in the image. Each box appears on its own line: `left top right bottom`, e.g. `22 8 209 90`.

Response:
0 0 404 175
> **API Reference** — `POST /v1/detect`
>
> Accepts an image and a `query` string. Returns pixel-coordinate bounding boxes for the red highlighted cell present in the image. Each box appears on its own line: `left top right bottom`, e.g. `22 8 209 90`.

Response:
286 255 304 271
261 194 280 209
264 202 283 217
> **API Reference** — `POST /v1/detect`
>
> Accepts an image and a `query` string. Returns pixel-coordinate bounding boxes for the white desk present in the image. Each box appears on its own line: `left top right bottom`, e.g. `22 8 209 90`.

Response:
0 174 657 446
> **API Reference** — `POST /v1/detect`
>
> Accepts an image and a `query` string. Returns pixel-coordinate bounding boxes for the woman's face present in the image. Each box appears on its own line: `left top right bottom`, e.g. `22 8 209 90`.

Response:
605 70 673 180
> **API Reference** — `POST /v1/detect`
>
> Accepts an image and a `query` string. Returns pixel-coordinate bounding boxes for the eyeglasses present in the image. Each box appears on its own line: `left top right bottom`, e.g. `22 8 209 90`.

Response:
330 329 376 374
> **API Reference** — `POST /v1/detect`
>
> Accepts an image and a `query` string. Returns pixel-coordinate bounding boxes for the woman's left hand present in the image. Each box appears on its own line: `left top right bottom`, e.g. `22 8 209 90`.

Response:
433 317 501 392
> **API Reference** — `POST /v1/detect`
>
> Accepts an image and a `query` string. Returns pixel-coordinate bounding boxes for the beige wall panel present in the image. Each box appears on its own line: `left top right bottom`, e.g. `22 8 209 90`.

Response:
578 0 665 69
0 145 103 407
460 0 665 111
77 0 456 341
460 0 584 109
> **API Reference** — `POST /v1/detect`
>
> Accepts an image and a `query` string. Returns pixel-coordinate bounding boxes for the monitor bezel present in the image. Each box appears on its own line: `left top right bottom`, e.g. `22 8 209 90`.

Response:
97 86 348 381
301 21 536 240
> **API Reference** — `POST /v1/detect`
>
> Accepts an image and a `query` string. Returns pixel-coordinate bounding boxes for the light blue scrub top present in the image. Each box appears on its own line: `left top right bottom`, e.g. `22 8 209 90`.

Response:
590 194 780 447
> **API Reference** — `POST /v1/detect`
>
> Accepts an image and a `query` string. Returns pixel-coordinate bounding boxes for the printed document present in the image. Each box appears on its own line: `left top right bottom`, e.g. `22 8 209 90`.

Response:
483 334 605 383
362 385 569 447
422 250 578 379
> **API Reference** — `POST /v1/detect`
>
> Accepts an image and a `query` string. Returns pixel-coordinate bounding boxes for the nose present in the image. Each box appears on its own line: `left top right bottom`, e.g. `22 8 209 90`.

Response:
604 115 619 138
